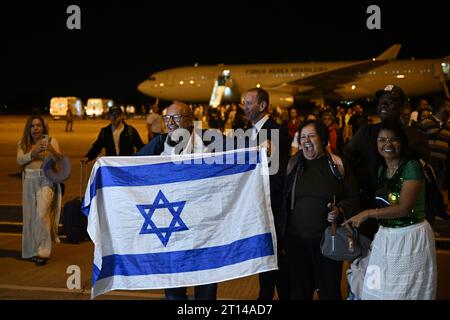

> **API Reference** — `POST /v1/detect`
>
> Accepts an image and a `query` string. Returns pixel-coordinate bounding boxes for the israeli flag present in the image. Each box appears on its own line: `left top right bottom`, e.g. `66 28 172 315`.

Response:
82 148 277 299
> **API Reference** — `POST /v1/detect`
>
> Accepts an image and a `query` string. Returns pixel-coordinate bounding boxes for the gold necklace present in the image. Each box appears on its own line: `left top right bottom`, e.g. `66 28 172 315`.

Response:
387 165 399 178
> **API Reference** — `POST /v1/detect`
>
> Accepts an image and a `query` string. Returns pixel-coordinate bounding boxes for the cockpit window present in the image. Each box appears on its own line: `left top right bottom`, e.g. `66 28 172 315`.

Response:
148 76 156 81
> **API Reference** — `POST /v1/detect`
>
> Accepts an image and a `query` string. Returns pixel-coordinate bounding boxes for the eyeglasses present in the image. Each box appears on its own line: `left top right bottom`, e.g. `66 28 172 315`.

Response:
377 136 401 144
163 114 191 123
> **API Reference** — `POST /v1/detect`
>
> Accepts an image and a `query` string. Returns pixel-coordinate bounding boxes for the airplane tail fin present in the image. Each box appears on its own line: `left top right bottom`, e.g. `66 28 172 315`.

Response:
375 44 402 60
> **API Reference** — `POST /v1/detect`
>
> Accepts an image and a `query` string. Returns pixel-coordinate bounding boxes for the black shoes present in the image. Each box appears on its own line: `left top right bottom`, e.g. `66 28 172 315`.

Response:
35 257 48 266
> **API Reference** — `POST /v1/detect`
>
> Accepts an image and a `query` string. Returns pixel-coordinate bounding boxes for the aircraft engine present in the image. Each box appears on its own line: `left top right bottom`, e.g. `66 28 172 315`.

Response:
266 91 294 108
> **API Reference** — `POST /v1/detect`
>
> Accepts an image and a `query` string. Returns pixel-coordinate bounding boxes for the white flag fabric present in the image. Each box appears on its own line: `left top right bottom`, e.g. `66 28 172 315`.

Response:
82 148 278 299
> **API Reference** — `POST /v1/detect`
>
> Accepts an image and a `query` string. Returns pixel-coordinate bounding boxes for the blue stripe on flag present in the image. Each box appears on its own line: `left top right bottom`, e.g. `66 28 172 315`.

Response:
93 233 273 284
92 264 101 286
82 151 259 216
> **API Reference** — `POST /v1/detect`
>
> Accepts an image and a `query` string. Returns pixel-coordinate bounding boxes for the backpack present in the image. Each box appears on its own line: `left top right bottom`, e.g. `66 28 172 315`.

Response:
420 159 450 224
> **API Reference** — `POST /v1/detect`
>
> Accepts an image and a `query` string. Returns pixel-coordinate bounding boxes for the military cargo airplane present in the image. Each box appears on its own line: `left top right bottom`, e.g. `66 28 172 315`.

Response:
138 44 450 107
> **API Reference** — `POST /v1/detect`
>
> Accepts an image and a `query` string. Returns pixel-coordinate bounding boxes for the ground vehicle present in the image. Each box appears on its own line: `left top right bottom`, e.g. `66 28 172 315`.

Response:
125 105 136 118
49 97 83 119
85 98 114 118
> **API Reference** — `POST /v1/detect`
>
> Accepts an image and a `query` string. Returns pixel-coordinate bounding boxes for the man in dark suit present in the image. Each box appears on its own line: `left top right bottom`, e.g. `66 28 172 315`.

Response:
242 88 290 300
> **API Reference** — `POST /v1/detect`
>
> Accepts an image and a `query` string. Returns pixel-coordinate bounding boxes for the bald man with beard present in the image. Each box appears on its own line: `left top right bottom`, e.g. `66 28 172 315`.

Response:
136 101 230 300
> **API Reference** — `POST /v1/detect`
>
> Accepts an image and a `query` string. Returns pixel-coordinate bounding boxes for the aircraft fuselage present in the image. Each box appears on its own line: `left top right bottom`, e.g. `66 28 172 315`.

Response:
138 58 449 104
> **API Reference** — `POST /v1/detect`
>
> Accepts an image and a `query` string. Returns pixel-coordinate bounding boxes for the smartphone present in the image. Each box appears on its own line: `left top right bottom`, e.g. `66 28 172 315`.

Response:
41 134 49 148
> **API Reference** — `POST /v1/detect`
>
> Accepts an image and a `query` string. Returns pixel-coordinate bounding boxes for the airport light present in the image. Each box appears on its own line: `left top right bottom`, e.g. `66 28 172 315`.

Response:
351 85 356 90
396 75 405 78
179 81 184 85
159 83 164 87
286 96 294 103
256 83 261 88
190 80 194 84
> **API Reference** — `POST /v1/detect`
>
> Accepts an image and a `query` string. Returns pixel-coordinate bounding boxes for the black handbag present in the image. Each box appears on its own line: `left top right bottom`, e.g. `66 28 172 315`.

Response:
320 221 361 262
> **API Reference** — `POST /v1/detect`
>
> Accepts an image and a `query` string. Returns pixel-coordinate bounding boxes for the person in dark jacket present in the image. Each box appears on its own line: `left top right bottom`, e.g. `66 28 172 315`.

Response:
81 106 144 163
280 120 359 299
242 87 291 300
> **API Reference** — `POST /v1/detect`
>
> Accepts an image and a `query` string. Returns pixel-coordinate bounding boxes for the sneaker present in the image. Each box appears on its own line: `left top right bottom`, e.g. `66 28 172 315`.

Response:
35 257 48 266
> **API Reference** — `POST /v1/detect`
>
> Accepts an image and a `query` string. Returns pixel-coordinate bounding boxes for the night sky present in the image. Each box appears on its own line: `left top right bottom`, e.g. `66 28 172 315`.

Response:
1 0 449 112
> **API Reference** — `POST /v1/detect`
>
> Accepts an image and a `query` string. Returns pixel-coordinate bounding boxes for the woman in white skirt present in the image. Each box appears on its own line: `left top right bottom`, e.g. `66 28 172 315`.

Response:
343 121 437 299
17 116 62 266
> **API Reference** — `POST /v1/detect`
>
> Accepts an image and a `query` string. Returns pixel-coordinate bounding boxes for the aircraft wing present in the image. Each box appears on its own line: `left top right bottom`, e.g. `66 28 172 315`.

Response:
269 44 401 93
281 59 389 92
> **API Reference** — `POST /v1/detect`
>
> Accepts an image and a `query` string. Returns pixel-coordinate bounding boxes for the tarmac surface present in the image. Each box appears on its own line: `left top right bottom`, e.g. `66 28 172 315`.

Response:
0 115 449 300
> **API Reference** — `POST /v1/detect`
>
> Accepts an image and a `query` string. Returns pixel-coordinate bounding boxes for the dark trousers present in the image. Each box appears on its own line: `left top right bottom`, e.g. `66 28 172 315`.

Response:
165 283 217 300
285 234 342 300
258 251 289 300
431 158 447 191
447 156 450 201
65 120 73 132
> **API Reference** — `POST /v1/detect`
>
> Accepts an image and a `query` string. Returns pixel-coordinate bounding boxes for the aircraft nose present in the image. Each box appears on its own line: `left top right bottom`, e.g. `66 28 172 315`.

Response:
137 80 154 95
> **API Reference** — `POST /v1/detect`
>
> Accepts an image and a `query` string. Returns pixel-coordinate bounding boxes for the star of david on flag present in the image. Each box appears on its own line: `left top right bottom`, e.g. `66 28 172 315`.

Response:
137 190 188 246
82 148 277 299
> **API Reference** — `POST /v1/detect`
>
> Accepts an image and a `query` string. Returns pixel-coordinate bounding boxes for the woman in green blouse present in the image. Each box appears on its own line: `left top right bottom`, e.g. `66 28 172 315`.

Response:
344 121 437 299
